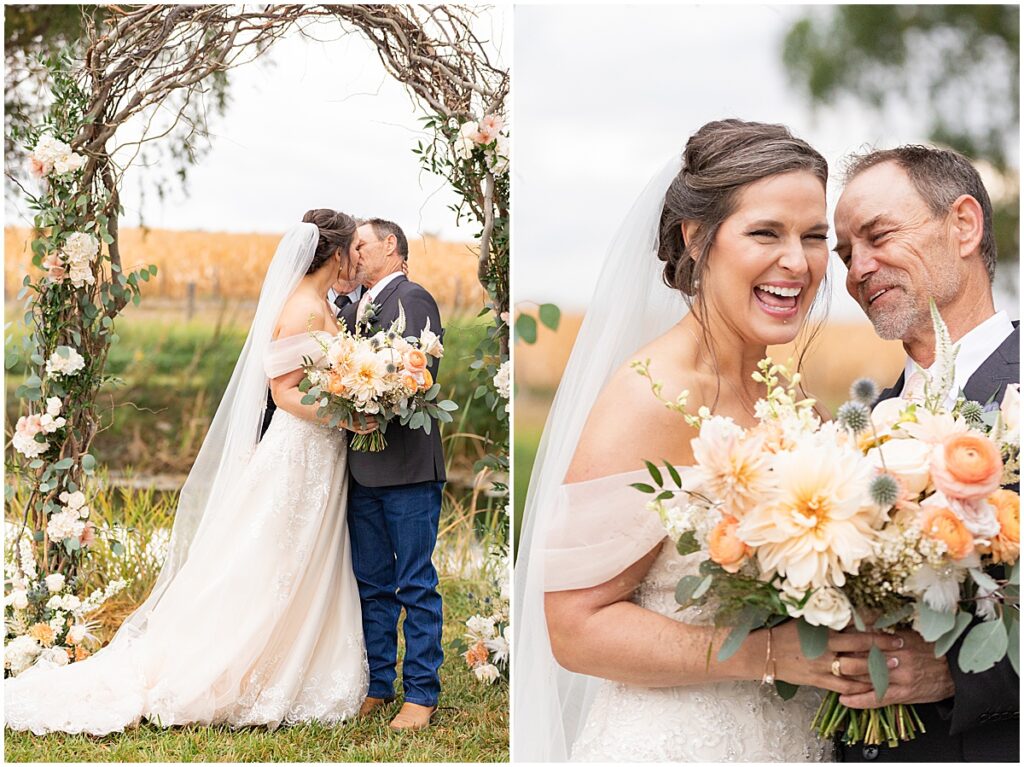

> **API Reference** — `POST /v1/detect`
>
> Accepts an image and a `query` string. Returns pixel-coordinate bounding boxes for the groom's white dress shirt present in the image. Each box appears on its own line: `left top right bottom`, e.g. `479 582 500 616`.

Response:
899 310 1014 408
327 286 363 307
356 269 404 322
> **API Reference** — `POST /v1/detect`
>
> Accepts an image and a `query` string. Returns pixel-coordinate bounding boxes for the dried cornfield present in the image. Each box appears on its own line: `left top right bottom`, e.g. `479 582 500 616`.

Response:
515 310 909 413
5 227 486 312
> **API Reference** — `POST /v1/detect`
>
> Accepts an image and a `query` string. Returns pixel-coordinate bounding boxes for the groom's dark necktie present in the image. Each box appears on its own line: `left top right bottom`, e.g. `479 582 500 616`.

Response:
334 293 353 315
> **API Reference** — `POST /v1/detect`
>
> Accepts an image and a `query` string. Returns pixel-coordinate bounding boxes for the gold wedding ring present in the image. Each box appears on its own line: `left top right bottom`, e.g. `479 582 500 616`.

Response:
830 657 843 677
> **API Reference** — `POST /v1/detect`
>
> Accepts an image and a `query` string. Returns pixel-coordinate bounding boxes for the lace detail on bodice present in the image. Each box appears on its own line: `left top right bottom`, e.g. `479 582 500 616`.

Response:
570 539 832 762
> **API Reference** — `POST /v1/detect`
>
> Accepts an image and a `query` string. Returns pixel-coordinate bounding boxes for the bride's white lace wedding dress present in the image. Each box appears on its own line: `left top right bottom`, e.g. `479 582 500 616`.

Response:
544 470 831 763
570 538 832 762
5 332 368 735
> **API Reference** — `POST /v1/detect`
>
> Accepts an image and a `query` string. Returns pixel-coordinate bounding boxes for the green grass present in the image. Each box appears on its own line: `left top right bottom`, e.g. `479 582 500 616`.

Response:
6 307 503 479
4 580 508 763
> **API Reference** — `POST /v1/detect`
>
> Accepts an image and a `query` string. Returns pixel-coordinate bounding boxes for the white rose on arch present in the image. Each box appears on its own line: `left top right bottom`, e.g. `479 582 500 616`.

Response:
45 346 86 377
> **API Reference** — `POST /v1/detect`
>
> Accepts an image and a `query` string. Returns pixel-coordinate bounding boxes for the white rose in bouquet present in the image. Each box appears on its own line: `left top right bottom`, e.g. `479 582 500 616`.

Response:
866 438 933 496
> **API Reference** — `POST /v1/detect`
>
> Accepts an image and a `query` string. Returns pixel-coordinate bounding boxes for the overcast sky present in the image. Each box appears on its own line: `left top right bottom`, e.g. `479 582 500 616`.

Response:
7 9 509 240
513 4 1019 320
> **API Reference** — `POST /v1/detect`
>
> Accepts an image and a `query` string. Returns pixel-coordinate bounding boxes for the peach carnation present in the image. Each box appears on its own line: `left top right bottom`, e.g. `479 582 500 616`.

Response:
465 640 490 667
28 622 56 647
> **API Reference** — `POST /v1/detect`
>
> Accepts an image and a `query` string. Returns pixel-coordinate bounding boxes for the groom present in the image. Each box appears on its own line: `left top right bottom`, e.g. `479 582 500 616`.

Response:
339 217 447 731
833 145 1019 762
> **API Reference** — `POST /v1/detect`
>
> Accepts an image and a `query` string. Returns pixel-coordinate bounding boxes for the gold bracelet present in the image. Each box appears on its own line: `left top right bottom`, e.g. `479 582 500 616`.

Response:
761 626 776 685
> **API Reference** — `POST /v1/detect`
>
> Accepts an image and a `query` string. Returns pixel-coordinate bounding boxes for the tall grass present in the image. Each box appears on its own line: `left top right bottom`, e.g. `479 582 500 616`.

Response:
6 310 503 486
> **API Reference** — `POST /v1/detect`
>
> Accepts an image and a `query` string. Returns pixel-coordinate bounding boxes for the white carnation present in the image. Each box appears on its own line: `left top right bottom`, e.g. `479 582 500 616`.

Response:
44 573 66 593
5 635 42 676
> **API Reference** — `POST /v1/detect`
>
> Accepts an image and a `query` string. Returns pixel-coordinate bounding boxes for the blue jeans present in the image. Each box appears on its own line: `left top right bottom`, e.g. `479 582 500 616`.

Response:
347 478 444 706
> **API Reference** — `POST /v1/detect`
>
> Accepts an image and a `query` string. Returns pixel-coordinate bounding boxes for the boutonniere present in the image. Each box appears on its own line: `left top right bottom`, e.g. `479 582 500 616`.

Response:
359 300 382 332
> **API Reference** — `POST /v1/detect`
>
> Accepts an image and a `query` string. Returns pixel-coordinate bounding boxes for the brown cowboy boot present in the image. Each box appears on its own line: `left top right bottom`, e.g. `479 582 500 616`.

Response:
389 701 437 731
357 696 395 717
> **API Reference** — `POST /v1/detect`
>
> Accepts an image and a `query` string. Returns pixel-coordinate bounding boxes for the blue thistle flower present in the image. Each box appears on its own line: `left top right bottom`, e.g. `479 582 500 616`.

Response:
870 474 900 507
849 378 879 404
960 400 984 425
837 401 871 434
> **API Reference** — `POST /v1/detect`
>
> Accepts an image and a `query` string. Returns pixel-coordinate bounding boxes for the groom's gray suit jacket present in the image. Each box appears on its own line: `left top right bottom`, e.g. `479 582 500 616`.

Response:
339 274 447 488
839 322 1019 763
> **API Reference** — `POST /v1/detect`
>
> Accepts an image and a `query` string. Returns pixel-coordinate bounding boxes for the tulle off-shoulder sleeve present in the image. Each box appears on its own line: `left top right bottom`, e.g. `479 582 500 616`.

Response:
264 333 327 378
543 468 690 592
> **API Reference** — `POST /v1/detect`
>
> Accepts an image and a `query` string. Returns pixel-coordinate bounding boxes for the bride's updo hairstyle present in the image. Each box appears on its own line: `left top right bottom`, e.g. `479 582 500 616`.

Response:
658 120 830 408
301 208 357 275
658 119 828 301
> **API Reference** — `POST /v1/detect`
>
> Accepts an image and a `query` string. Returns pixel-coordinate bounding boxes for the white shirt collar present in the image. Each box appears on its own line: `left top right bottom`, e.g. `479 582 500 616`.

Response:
327 286 363 303
364 270 404 303
900 310 1014 406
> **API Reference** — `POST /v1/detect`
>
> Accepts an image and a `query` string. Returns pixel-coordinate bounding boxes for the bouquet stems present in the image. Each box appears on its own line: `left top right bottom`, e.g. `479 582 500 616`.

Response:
812 691 925 748
350 430 387 452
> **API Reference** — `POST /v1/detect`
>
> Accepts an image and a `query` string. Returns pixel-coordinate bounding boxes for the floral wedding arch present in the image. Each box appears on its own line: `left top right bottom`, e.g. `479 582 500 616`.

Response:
5 4 509 674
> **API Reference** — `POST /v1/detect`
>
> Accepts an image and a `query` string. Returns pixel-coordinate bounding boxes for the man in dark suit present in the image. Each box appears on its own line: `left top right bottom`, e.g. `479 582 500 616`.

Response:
339 218 446 731
832 145 1019 762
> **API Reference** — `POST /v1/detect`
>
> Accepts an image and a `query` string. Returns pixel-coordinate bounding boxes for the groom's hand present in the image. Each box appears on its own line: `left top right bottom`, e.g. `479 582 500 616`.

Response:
835 628 955 708
343 415 378 435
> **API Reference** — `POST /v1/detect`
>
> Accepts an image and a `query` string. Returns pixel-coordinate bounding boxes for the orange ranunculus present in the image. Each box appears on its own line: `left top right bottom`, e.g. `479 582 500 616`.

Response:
708 515 751 573
404 349 428 374
420 369 433 391
401 374 419 392
464 640 489 667
326 371 347 396
932 434 1003 500
987 489 1020 564
74 645 90 662
920 505 975 560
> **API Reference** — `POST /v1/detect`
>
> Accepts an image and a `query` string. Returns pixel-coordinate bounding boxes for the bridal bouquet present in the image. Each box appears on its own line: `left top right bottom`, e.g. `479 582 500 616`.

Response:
635 302 1019 747
299 302 458 451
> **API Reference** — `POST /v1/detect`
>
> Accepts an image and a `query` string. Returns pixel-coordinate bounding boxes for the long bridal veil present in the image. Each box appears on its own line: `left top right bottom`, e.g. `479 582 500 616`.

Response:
513 156 690 761
103 222 319 651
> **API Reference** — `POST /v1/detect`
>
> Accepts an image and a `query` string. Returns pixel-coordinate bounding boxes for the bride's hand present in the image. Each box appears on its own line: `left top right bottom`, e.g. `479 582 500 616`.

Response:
768 621 895 696
342 416 378 435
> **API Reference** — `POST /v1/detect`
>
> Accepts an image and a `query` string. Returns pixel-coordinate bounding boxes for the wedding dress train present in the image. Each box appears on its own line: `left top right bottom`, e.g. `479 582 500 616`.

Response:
6 333 368 735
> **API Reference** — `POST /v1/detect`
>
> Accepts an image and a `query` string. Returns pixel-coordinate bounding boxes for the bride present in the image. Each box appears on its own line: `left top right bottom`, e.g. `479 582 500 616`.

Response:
6 209 376 735
514 120 890 762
